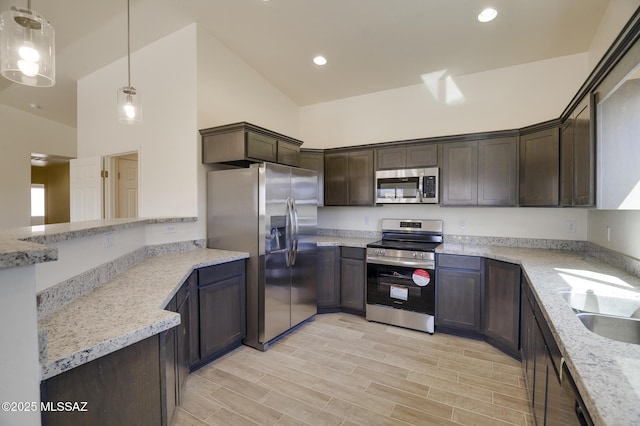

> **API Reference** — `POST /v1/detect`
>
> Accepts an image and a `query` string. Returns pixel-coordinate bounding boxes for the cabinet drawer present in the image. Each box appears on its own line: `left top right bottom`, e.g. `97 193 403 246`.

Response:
198 261 244 287
437 254 482 270
341 246 365 260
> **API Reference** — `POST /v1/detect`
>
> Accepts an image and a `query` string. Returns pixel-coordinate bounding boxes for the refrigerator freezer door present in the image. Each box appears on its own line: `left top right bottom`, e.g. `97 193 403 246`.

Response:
290 167 318 328
263 163 293 343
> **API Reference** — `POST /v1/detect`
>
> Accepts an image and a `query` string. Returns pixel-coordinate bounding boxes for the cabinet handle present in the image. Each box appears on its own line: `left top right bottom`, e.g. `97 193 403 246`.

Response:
560 357 566 382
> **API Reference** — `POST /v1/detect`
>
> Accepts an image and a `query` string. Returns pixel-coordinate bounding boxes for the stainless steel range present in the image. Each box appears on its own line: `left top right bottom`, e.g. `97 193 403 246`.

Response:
366 219 443 333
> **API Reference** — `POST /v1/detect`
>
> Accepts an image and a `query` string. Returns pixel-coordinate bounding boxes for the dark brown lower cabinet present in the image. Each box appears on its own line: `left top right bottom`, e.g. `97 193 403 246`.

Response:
195 261 246 366
317 246 341 312
520 277 590 425
436 254 483 333
483 259 521 357
340 247 366 315
41 336 164 426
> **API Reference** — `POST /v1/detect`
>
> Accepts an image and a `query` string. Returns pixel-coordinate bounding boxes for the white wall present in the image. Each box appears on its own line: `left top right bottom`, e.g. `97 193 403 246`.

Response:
588 0 640 69
77 24 201 234
300 53 589 149
0 266 40 426
196 27 300 137
0 105 76 230
586 1 640 260
319 205 588 241
588 210 640 259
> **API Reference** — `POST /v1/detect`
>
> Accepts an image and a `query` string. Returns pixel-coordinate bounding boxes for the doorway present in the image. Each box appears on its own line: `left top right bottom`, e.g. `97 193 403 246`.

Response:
107 152 139 219
30 153 72 225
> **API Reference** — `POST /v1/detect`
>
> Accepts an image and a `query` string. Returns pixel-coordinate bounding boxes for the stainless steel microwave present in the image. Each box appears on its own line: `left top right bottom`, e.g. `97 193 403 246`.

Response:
375 167 439 204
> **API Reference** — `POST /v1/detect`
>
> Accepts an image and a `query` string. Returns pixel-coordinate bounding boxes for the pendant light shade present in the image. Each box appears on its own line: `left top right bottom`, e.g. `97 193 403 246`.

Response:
117 86 141 122
117 0 141 124
0 3 55 87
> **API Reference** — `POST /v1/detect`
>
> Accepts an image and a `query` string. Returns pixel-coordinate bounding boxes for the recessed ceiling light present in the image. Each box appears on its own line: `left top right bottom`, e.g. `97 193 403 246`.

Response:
313 55 327 66
478 8 498 23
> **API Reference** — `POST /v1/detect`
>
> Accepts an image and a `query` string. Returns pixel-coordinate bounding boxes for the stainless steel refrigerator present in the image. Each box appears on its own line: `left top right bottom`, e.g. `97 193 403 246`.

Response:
207 162 318 350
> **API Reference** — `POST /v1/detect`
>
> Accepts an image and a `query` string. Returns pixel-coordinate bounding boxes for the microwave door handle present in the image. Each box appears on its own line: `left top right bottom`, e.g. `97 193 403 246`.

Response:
418 173 424 202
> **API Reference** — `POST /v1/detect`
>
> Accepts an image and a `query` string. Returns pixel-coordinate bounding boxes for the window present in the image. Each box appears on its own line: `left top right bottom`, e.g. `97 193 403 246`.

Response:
31 184 45 217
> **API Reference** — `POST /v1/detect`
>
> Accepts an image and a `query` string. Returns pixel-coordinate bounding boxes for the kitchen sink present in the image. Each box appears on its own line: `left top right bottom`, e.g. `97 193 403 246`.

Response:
577 313 640 345
559 290 640 318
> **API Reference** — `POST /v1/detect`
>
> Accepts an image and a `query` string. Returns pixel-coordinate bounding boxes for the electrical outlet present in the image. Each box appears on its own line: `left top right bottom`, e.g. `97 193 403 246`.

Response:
103 232 113 248
567 220 577 233
364 215 370 225
606 225 611 242
459 219 466 230
165 225 177 234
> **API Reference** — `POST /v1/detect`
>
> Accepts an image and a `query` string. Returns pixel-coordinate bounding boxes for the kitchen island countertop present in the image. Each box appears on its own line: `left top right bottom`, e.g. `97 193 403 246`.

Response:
39 248 248 380
437 243 640 426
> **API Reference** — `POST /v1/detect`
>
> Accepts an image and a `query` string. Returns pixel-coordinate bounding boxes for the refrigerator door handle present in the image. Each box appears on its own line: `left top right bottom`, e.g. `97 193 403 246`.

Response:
290 198 299 266
285 197 292 267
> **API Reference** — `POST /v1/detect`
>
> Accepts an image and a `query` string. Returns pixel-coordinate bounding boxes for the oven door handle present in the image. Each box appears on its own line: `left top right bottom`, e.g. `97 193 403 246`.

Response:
367 257 434 269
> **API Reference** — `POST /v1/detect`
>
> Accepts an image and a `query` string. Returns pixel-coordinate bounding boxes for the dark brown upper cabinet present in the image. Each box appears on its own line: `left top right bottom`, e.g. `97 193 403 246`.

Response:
441 137 517 206
376 144 438 170
561 95 595 207
324 149 375 206
299 149 325 206
519 127 560 206
200 122 302 167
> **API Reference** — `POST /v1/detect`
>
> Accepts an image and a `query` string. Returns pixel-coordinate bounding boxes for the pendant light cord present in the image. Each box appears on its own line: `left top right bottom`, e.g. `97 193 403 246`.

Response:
127 0 131 88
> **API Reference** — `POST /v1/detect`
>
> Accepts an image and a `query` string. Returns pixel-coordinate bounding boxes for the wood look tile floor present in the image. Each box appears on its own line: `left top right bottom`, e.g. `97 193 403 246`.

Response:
171 313 533 426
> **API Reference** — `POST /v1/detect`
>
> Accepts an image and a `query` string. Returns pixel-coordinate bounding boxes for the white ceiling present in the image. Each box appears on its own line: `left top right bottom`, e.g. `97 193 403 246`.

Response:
0 0 612 128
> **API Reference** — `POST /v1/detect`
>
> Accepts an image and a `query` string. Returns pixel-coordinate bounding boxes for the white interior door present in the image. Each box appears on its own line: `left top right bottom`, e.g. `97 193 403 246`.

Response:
70 156 103 222
116 158 138 218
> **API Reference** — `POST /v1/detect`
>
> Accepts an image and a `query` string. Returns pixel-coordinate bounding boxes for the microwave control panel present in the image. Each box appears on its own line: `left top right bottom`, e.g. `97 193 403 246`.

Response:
423 175 437 198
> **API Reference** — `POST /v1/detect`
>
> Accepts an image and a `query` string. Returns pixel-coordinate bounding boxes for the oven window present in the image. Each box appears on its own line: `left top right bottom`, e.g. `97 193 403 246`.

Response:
367 263 435 314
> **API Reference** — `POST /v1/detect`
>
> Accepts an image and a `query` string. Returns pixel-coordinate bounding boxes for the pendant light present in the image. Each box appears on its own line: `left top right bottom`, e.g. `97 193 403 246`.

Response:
0 0 55 87
117 0 141 124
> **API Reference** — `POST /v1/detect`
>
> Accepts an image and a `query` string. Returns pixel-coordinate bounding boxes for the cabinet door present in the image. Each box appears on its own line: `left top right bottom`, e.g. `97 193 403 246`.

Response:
376 147 406 169
299 150 324 206
199 274 245 360
340 248 366 314
441 141 478 205
519 128 560 206
406 144 438 168
483 259 521 356
348 150 375 205
436 268 482 331
520 286 535 403
573 97 595 206
187 271 200 366
165 298 177 422
41 336 163 426
176 293 190 403
560 119 575 206
317 246 340 309
277 140 300 166
478 137 518 206
532 321 549 426
246 132 278 162
324 153 349 205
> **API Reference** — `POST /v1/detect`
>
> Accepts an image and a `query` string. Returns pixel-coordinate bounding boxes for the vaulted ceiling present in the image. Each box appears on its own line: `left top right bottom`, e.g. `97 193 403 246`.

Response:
0 0 612 127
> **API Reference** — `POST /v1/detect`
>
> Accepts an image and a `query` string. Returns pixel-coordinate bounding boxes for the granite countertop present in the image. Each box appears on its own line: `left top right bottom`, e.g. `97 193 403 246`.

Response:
38 248 248 380
438 243 640 426
314 236 376 248
0 217 196 269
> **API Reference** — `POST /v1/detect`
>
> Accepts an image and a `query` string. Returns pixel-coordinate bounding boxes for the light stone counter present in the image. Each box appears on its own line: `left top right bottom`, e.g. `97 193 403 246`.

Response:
438 243 640 426
38 248 248 380
0 217 196 269
314 236 376 248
